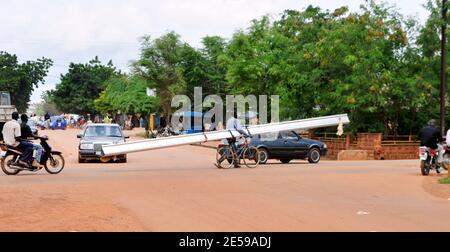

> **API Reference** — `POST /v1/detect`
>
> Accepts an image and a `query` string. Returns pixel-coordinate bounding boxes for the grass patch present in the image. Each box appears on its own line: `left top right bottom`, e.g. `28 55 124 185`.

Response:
438 177 450 185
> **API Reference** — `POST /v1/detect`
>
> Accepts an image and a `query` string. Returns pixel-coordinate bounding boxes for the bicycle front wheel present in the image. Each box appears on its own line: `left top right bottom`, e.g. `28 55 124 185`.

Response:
216 146 235 169
243 146 260 168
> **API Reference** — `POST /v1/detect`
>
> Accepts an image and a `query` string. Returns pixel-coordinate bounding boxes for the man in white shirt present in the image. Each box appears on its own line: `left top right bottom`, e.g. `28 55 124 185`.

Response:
226 112 250 168
2 112 34 166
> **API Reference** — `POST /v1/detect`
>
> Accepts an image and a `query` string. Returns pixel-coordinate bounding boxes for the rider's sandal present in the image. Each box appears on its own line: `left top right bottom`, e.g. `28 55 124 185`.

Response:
32 160 43 170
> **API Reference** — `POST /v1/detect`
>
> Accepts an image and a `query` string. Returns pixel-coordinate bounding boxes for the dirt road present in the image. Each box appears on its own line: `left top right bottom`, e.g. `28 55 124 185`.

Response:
0 128 449 231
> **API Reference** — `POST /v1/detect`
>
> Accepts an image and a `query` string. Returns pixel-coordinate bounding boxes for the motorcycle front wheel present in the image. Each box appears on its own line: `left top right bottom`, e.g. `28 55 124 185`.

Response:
45 153 65 174
1 155 21 175
420 160 430 176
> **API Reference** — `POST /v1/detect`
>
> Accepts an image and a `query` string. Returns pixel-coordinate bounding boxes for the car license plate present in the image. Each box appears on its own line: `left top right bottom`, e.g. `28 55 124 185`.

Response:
58 123 61 127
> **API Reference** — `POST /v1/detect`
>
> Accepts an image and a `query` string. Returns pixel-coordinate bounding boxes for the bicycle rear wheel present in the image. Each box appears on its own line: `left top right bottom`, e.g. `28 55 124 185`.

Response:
243 146 260 168
216 146 235 169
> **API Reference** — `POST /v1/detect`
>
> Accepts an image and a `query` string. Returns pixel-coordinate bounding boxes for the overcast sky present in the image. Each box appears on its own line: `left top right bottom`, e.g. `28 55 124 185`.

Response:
0 0 430 103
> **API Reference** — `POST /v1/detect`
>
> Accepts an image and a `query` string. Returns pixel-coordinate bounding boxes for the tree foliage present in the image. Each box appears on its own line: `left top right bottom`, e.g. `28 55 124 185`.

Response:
39 0 449 135
48 57 119 115
133 32 186 122
0 51 52 112
94 75 160 115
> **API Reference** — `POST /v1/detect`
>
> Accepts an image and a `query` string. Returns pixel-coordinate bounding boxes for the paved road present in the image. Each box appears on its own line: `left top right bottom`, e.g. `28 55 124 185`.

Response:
0 128 449 231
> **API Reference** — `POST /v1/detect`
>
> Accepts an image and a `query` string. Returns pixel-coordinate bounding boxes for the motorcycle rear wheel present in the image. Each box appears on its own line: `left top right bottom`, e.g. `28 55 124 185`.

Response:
1 155 21 175
420 160 430 176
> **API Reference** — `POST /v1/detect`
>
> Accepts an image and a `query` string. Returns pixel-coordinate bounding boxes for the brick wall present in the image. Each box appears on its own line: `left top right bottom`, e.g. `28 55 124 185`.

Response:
379 144 419 160
322 140 347 160
320 133 418 160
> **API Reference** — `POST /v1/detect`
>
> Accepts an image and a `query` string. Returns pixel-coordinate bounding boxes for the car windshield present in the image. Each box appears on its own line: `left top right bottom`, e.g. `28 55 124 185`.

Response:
84 126 122 137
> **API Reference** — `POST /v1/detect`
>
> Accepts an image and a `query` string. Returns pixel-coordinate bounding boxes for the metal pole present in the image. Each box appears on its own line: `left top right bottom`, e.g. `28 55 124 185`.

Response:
441 0 448 134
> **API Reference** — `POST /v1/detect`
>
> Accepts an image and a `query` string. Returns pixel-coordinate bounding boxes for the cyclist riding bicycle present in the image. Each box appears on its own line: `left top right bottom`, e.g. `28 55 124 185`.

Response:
226 112 250 168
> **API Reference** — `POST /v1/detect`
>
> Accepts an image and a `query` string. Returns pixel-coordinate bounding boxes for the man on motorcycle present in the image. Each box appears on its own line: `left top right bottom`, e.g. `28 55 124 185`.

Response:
419 119 444 173
20 114 44 169
1 112 34 167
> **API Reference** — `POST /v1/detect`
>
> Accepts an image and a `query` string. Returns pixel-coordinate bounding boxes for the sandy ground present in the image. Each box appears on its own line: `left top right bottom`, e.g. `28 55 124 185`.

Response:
0 128 449 232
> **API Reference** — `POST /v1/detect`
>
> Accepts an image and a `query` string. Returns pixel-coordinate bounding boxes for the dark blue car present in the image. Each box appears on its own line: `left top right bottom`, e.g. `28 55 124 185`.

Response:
49 116 67 130
250 131 327 164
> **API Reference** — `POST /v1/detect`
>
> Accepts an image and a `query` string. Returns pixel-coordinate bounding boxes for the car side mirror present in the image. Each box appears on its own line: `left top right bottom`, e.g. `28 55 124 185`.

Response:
77 134 83 139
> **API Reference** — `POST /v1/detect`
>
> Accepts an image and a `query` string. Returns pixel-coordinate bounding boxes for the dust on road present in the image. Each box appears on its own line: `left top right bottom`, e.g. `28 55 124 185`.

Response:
0 128 449 232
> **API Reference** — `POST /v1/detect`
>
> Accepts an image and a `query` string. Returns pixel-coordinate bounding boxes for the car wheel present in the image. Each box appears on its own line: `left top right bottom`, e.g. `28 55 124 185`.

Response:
78 155 85 163
258 148 269 164
280 159 292 164
308 148 321 164
120 155 127 163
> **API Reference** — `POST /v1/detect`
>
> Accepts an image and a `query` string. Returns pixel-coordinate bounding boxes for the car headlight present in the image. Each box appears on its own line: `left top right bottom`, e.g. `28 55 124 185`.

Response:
80 143 94 150
323 144 327 149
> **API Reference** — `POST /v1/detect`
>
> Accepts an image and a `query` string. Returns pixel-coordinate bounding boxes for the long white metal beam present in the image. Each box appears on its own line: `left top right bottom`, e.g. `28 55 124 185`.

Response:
102 114 350 156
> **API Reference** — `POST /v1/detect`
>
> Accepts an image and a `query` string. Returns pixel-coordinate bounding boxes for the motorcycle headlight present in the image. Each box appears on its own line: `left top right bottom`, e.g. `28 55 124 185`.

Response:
80 143 94 150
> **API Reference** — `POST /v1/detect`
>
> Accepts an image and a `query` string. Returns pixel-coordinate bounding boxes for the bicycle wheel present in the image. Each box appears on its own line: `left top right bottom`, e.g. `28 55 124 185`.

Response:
216 146 235 169
243 146 260 168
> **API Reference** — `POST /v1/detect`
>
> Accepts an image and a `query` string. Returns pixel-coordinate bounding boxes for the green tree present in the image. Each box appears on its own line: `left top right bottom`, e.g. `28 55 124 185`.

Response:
415 0 449 130
48 57 119 116
94 75 160 115
0 51 52 112
133 32 186 122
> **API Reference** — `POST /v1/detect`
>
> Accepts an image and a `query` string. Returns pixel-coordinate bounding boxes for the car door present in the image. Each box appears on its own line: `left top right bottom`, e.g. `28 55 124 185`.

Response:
277 131 297 158
280 131 308 158
258 132 283 157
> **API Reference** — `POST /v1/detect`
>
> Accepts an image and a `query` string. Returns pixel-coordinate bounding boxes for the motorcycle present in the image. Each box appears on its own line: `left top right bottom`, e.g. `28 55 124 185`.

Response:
419 145 449 176
155 126 180 138
0 136 65 175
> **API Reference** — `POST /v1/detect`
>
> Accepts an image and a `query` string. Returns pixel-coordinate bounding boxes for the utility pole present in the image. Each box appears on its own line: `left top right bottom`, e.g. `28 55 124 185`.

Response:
440 0 448 134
